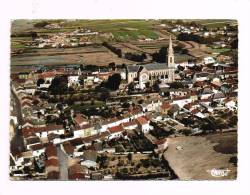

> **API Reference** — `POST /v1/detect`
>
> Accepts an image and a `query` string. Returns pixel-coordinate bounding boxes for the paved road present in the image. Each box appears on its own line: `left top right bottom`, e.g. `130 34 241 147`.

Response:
10 89 25 154
11 89 23 125
57 146 69 180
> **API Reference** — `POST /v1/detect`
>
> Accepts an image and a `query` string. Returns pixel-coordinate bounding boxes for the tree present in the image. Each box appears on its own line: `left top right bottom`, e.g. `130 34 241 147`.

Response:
34 21 50 28
36 78 45 86
230 39 238 49
31 31 38 41
100 91 110 101
128 82 135 93
105 73 121 90
229 115 237 127
108 62 116 70
170 82 184 89
48 75 68 95
127 153 132 162
78 75 85 85
152 47 167 63
153 80 161 92
145 81 150 89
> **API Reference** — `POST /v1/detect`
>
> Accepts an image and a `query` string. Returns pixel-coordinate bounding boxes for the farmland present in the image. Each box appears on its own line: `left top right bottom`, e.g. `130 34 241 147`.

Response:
11 45 134 67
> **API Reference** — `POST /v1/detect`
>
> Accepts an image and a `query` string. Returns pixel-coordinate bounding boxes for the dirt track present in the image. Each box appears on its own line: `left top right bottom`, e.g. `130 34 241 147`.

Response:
163 132 237 180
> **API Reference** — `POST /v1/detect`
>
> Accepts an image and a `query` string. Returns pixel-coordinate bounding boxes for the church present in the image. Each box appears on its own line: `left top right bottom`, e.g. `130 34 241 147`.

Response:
126 36 176 89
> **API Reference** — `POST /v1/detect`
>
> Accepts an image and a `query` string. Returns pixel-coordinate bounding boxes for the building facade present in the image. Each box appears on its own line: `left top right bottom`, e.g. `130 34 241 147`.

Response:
126 36 175 89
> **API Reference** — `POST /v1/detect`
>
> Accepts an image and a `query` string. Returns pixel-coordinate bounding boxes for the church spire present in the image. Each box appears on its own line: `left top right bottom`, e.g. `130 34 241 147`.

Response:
168 35 173 55
167 35 174 67
167 35 175 83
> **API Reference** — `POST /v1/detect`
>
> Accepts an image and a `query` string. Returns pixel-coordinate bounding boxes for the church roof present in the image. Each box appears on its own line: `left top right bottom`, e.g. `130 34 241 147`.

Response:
127 63 168 73
127 65 140 73
144 63 168 71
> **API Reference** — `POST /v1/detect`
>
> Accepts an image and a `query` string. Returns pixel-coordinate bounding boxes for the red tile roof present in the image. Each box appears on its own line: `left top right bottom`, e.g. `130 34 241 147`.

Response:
45 143 57 158
45 158 59 167
122 120 137 127
74 114 89 126
172 95 191 101
62 142 75 155
22 127 36 138
47 171 59 180
29 143 45 151
68 164 85 180
108 125 124 134
136 116 149 125
23 125 64 134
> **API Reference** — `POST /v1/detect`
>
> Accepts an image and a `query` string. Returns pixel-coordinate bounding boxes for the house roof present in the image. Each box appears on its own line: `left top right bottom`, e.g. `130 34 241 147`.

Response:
108 125 124 134
102 117 119 126
25 136 41 145
161 102 171 110
22 127 36 138
83 150 97 162
45 143 57 158
68 164 86 180
123 120 137 127
29 143 45 151
45 158 59 167
69 138 84 146
172 95 191 101
24 125 64 134
191 109 200 115
62 142 75 155
74 114 89 126
136 116 149 125
47 170 59 180
213 92 225 99
202 87 213 94
195 72 209 78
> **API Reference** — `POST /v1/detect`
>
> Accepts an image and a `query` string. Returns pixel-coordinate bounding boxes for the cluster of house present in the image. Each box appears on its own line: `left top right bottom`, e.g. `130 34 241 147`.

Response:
171 24 203 34
34 32 92 48
10 33 237 180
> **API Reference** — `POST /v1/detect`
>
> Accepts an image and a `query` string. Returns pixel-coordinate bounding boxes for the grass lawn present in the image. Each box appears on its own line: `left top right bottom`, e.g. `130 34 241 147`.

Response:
70 100 105 111
211 48 231 54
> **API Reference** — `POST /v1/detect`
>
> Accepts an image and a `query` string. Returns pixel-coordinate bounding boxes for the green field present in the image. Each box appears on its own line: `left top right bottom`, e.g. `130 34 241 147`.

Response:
193 19 237 28
211 48 231 54
12 19 160 43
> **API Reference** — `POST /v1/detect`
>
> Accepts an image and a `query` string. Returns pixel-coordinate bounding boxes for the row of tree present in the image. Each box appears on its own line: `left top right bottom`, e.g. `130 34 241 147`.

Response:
102 42 122 57
124 52 147 62
177 33 221 45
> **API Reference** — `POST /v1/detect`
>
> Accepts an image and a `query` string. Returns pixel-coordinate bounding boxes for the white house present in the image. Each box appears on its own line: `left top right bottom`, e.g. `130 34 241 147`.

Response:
172 96 192 108
136 116 150 133
141 100 162 112
68 75 79 86
108 125 124 140
204 57 216 65
224 99 237 110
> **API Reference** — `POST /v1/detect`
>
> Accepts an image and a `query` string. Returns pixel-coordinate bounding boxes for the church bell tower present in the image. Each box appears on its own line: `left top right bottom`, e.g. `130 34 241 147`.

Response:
167 36 175 83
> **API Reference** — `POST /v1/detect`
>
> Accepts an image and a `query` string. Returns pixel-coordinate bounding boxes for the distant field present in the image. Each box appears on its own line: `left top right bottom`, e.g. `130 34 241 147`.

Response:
193 19 237 28
12 19 161 42
211 48 231 54
11 45 134 66
11 19 237 67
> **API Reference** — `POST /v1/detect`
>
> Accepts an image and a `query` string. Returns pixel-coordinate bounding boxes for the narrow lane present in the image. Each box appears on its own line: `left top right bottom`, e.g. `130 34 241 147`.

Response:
10 87 25 154
56 145 69 180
